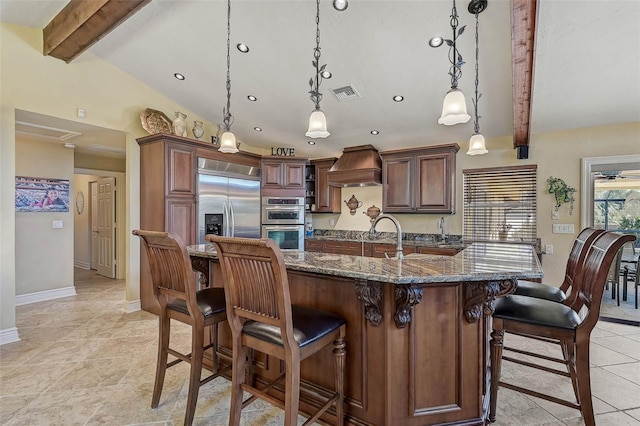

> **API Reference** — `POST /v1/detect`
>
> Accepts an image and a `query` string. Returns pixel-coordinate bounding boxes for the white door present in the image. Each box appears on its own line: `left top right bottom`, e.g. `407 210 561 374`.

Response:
90 181 99 270
97 177 116 278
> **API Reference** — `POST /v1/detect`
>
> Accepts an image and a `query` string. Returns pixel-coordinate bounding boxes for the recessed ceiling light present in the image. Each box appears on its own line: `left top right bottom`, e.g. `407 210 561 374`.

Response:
393 95 404 102
237 43 249 53
370 130 380 135
308 140 316 145
333 0 348 11
247 95 257 101
429 36 444 48
321 70 332 79
254 127 262 132
174 73 185 80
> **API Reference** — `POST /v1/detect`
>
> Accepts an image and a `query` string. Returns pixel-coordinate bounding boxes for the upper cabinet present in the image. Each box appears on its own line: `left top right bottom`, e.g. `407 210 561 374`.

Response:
311 158 341 213
380 143 459 213
261 157 307 196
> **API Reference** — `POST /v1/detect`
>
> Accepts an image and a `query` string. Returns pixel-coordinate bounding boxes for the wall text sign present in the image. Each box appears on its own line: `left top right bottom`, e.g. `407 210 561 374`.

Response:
271 147 295 156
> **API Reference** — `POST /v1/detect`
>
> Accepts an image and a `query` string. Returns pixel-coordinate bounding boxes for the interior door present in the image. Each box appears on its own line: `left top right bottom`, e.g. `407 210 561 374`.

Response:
90 181 99 270
97 176 116 278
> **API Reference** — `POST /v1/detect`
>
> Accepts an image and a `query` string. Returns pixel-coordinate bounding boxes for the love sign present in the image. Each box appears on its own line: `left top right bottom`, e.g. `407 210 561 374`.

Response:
270 147 296 156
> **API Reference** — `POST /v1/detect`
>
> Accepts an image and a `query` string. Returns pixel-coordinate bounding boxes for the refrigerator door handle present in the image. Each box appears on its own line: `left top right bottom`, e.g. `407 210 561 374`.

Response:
229 201 236 237
223 201 229 236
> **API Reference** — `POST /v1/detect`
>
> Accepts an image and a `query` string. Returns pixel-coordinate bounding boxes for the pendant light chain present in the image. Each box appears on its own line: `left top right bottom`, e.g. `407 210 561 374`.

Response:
223 0 234 131
472 10 481 134
309 0 325 110
448 0 465 89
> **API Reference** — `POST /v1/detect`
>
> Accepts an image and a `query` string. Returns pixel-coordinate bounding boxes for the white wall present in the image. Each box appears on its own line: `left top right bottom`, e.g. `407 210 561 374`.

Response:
73 174 100 269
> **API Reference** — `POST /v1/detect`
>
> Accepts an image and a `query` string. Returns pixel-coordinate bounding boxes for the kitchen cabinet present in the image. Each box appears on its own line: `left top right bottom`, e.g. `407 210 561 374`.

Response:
323 240 364 256
380 143 459 213
137 133 261 313
305 239 324 252
261 157 306 196
417 246 462 256
310 158 341 213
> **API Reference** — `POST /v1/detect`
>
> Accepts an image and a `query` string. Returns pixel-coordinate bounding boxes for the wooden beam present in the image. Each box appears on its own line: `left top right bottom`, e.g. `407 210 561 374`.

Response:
510 0 537 156
43 0 150 63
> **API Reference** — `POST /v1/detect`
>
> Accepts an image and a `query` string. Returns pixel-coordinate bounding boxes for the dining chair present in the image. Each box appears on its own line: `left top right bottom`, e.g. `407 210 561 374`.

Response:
488 231 636 426
133 230 230 426
622 249 638 309
207 235 346 426
513 227 603 305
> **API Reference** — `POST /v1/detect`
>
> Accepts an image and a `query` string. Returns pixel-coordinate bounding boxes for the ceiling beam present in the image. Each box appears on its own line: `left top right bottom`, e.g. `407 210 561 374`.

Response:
43 0 150 63
510 0 537 159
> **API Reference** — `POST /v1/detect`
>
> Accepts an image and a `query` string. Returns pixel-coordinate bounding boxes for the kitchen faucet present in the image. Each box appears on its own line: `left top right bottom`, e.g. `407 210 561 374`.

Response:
370 213 403 260
439 217 447 242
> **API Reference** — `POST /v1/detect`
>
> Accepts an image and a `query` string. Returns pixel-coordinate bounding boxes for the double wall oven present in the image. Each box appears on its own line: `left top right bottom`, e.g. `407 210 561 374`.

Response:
261 196 305 251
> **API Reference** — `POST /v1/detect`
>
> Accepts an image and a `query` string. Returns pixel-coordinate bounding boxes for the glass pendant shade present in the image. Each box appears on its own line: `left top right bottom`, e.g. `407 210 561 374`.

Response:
305 109 330 138
438 88 471 125
219 130 239 153
467 133 488 155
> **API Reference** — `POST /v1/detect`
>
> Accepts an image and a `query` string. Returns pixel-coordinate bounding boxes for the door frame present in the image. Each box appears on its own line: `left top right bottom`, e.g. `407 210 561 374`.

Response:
580 154 640 229
75 167 126 280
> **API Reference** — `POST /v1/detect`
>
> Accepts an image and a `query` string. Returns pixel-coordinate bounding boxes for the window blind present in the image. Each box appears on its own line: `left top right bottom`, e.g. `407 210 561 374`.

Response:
463 165 537 243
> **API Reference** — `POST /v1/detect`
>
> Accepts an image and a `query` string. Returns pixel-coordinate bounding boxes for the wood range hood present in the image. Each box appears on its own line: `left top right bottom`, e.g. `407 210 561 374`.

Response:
327 145 382 187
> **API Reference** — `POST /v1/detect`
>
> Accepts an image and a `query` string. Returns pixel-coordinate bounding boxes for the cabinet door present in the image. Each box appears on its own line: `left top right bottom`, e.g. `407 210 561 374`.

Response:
166 197 196 245
166 143 195 196
383 156 413 212
305 239 324 252
417 246 461 256
261 161 284 188
415 152 454 213
284 162 305 188
314 160 341 213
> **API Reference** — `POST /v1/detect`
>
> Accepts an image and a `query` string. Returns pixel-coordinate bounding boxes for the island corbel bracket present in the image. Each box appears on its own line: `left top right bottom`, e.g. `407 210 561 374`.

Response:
190 257 210 289
355 279 383 326
464 279 517 323
394 285 423 329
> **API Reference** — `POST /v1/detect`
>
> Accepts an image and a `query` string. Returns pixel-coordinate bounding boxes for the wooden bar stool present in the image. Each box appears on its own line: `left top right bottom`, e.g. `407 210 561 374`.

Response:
133 230 230 426
208 235 346 426
489 232 636 426
513 227 603 304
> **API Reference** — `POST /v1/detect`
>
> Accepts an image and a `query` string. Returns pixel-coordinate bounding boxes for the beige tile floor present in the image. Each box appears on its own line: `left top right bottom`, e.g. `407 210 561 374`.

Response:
0 269 639 426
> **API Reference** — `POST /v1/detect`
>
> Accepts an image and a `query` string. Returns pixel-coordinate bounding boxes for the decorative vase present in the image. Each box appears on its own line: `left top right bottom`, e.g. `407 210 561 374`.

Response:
173 112 187 137
192 121 204 140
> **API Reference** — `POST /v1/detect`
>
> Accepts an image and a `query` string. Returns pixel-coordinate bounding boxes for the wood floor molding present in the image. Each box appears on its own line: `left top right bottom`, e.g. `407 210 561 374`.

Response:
15 286 76 306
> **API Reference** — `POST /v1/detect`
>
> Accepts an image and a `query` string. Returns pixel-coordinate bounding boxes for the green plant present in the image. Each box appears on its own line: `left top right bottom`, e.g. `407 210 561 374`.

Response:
547 176 577 215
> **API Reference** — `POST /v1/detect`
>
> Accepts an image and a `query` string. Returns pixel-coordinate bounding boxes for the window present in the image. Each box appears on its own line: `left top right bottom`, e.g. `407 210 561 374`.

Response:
463 165 537 243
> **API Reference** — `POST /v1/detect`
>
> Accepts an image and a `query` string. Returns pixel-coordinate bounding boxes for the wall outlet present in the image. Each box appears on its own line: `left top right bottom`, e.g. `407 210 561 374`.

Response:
552 209 559 220
52 220 63 229
545 244 553 254
329 218 335 226
552 224 574 234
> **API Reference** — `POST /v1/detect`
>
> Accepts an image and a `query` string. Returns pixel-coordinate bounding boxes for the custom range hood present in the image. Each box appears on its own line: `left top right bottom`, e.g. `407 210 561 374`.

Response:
327 144 382 187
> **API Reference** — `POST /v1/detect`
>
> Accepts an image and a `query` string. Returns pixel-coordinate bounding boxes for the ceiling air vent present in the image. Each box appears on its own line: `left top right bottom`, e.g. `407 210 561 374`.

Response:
331 84 361 102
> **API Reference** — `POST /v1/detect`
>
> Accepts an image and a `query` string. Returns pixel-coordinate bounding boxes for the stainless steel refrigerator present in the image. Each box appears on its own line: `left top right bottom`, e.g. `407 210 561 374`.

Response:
197 158 261 243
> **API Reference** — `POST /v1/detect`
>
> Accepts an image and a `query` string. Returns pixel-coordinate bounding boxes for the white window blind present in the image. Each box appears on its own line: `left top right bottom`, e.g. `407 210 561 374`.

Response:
463 165 537 243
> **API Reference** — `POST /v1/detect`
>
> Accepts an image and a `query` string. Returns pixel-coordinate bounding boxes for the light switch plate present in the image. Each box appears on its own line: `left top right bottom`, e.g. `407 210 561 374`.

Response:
552 224 574 234
552 209 559 220
52 220 64 229
545 244 553 254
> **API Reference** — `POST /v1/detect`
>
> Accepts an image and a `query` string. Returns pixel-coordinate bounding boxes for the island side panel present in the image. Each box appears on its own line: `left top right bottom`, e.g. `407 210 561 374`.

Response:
385 282 485 425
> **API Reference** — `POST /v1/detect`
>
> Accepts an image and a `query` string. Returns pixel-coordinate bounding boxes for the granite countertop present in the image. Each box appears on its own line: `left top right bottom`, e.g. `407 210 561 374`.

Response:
306 229 467 249
188 242 542 285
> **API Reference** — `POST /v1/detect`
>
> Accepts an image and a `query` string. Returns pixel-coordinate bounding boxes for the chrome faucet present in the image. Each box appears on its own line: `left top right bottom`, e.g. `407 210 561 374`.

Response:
370 213 403 260
439 217 446 242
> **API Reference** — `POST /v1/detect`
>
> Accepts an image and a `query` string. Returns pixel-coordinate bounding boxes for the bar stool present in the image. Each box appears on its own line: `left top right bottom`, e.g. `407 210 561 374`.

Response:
208 235 346 426
133 230 230 426
514 227 603 304
489 232 636 426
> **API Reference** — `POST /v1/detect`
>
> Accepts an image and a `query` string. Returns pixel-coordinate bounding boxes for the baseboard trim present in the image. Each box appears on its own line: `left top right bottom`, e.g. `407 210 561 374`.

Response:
600 316 640 327
15 286 77 306
74 260 90 270
0 328 20 346
125 299 141 313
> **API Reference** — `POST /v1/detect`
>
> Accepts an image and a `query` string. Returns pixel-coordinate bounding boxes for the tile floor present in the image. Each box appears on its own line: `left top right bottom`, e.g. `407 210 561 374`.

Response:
0 269 639 426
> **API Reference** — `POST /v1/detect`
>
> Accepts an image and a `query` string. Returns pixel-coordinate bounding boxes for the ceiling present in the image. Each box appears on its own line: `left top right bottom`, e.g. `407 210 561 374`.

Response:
1 0 639 159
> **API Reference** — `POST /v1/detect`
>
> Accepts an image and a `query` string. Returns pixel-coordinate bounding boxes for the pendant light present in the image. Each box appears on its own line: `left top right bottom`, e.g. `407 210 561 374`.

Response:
438 0 471 126
305 0 330 138
467 0 488 155
219 0 238 153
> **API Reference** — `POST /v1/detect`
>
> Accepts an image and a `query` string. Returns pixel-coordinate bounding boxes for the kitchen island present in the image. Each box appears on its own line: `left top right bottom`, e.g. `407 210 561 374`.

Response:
188 242 542 425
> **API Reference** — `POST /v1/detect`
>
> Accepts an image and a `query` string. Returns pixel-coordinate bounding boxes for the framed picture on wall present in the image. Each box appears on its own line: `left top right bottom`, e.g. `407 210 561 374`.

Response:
15 176 70 213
